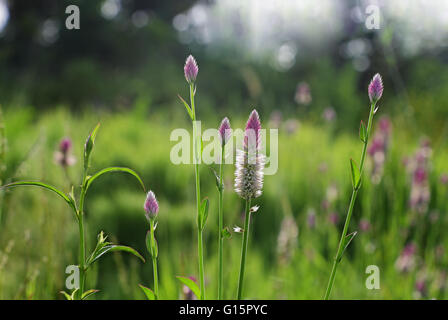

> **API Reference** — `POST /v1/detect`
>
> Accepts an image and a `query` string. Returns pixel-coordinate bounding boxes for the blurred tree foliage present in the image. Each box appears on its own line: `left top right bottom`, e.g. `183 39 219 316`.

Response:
0 0 447 138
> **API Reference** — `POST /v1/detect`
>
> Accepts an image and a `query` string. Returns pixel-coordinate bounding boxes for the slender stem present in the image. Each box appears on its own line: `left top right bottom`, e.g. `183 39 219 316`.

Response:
77 207 86 299
150 219 159 300
237 198 251 300
77 160 89 299
190 83 205 300
324 103 376 300
218 147 224 299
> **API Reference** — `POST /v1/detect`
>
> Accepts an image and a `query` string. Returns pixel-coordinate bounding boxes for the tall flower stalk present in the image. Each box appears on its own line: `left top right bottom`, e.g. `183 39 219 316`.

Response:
1 124 146 300
324 74 384 299
178 55 208 300
139 190 160 300
235 110 264 300
217 117 231 299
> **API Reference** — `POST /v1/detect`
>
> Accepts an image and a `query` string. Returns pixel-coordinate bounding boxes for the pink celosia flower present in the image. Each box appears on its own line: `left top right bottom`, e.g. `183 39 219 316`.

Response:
440 173 448 186
294 82 312 105
234 109 264 200
244 110 262 151
328 212 339 225
184 55 198 83
359 219 371 232
144 190 159 220
368 73 383 103
322 107 337 122
277 216 299 264
54 137 76 167
395 243 416 272
368 116 391 184
218 117 231 146
60 138 72 153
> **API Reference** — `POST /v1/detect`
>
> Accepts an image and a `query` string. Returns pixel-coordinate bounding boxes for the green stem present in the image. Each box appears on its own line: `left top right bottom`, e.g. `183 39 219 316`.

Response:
237 198 251 300
190 83 205 300
324 103 375 300
150 219 159 299
218 147 224 299
77 208 86 299
77 160 89 300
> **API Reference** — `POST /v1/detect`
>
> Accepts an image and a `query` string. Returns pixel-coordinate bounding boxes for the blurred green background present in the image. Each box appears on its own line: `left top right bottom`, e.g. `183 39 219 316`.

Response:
0 0 448 299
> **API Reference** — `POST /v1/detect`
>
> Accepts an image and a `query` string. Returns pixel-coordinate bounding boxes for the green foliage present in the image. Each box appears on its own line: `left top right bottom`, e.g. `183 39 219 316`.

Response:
0 107 447 299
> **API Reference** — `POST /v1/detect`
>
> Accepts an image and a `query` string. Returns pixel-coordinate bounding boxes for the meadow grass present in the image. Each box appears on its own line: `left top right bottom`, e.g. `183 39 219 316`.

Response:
0 106 447 299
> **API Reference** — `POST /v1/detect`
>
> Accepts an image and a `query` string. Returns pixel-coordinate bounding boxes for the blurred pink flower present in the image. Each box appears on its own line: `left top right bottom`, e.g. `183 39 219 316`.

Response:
54 137 76 167
294 82 312 105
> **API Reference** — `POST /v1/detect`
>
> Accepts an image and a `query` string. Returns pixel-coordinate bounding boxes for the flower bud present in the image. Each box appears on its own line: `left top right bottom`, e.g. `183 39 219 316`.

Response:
144 190 159 220
184 55 198 83
218 117 231 146
368 73 383 103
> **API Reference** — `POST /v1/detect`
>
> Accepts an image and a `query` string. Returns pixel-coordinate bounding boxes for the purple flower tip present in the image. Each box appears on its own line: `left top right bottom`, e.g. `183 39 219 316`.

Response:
218 117 231 146
244 109 261 150
60 138 72 154
368 73 383 103
184 55 198 83
144 190 159 220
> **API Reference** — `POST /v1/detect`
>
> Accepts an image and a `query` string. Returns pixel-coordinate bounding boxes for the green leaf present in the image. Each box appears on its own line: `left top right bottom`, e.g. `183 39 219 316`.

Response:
209 167 222 191
177 94 193 120
350 159 361 190
197 197 209 231
84 123 101 161
1 181 77 213
337 231 357 262
88 244 145 266
138 284 156 300
359 121 367 143
60 291 72 300
221 227 232 239
176 276 200 299
86 167 146 193
81 289 99 300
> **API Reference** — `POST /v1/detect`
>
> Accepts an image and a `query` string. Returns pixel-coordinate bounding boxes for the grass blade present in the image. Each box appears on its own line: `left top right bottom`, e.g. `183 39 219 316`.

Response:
86 167 146 192
1 181 76 212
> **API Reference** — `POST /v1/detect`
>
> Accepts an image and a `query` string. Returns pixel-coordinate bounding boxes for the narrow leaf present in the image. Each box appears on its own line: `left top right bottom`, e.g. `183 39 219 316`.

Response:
176 276 200 299
350 159 361 190
89 244 145 265
138 284 156 300
337 231 358 262
198 197 209 231
177 94 193 120
1 181 76 213
359 121 367 143
69 288 79 300
209 167 222 191
84 123 101 160
60 291 72 300
221 227 232 239
81 289 99 300
86 167 145 193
